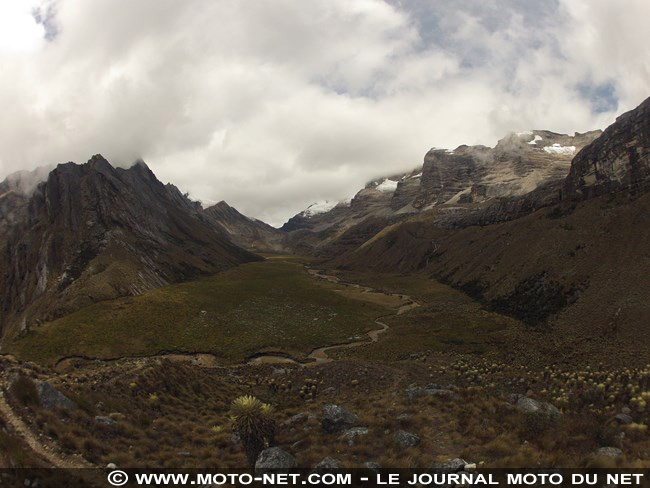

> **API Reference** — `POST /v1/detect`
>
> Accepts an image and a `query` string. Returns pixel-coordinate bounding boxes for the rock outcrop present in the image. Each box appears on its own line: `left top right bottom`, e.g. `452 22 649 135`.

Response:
565 97 650 199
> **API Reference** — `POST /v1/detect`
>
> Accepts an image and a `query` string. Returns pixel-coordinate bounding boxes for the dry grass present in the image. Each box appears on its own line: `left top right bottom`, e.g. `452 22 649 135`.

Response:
7 354 650 469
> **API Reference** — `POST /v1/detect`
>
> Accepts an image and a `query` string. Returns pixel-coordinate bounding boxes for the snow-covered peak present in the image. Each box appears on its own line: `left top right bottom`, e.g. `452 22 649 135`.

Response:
543 143 576 156
375 179 399 193
528 135 543 145
302 200 338 217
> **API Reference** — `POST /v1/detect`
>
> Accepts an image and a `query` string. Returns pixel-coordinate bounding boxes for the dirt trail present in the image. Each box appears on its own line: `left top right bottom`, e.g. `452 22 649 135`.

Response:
0 390 90 469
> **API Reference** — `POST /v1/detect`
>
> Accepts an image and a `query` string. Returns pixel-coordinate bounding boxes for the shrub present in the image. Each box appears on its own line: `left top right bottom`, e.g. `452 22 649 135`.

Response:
230 396 277 466
9 374 39 406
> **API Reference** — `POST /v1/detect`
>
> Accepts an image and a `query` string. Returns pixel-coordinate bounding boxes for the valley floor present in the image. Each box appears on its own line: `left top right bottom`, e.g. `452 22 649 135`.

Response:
1 257 649 468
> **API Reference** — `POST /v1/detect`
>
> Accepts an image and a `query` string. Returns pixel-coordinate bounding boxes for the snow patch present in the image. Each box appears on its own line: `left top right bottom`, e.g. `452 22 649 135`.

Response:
528 135 542 145
543 143 576 156
375 179 399 193
410 172 422 179
302 200 338 217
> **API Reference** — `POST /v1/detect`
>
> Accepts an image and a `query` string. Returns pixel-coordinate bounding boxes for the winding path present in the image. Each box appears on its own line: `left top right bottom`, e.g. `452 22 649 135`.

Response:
0 390 90 469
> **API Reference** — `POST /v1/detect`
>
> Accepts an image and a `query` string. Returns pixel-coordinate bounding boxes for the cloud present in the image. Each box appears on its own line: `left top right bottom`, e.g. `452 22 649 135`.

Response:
0 0 648 226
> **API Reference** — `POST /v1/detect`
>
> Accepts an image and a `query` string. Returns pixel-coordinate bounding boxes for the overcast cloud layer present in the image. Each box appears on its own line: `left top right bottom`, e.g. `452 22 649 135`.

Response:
1 0 649 225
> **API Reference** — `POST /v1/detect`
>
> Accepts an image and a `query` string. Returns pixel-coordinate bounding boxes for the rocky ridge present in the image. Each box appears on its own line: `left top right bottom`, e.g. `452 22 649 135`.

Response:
281 130 601 253
202 200 287 253
0 155 260 342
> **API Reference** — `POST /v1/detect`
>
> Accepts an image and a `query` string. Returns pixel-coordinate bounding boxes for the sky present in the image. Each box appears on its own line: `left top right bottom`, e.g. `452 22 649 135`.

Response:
0 0 649 226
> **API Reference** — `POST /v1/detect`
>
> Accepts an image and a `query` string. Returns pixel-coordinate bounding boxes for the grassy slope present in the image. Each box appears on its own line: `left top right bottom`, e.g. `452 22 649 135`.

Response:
328 271 519 360
9 260 390 365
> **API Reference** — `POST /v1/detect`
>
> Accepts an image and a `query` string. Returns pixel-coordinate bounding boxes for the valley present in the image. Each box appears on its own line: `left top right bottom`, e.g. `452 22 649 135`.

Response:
0 96 649 471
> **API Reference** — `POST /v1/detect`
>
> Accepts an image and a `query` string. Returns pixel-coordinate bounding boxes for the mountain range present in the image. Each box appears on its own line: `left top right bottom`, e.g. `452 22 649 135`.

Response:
1 97 648 359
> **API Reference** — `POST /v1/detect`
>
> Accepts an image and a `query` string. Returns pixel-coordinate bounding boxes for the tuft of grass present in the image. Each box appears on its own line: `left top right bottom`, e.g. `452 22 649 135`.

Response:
8 374 39 406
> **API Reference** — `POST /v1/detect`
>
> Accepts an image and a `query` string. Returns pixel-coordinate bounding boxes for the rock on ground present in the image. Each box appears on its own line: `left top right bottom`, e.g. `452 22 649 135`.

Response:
614 413 633 425
37 382 76 410
405 384 458 402
321 404 359 433
340 427 369 446
255 447 296 471
595 447 623 458
515 396 561 418
393 429 420 448
95 416 116 426
365 461 381 471
283 413 309 427
314 457 343 471
432 458 468 472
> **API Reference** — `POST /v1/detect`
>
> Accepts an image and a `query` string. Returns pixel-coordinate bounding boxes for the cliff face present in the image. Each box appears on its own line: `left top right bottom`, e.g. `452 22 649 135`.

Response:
0 155 260 340
281 129 601 253
564 97 650 199
417 130 601 208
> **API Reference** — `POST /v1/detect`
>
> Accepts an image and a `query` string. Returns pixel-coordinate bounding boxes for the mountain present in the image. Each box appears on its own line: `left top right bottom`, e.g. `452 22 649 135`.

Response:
281 130 601 255
0 155 261 342
202 200 287 253
326 96 650 362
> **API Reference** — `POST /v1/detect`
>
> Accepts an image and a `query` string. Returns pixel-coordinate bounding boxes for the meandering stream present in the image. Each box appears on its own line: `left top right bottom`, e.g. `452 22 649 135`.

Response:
49 266 419 371
247 268 419 366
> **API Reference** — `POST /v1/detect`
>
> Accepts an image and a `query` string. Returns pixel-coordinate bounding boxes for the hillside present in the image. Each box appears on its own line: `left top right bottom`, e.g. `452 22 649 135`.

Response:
326 97 650 364
202 201 287 253
0 155 261 343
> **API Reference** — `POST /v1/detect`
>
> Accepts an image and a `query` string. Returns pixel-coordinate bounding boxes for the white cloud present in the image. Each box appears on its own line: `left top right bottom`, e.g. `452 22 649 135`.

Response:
0 0 648 226
0 1 45 52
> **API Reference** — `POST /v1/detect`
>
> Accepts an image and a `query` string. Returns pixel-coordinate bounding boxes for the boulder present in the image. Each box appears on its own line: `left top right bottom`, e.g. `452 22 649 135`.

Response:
321 404 359 433
314 457 343 472
405 383 458 401
432 458 467 472
255 447 296 471
393 430 420 448
94 416 116 426
283 413 309 427
516 397 561 418
36 382 76 410
594 447 623 458
340 427 369 446
365 461 381 471
614 413 633 425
